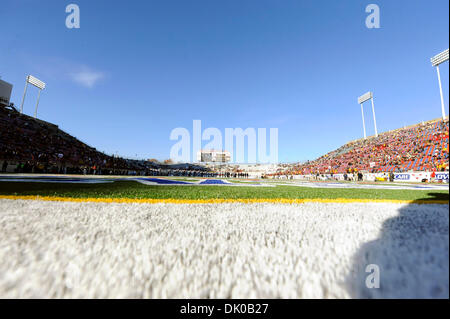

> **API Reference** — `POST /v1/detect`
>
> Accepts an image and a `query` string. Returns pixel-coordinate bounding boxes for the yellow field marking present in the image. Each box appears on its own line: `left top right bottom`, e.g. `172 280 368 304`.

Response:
0 195 448 205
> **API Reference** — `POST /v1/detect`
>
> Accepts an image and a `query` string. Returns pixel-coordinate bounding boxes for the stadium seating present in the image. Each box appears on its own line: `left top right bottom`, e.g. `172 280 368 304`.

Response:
1 106 107 172
283 119 449 175
0 106 170 175
1 105 448 176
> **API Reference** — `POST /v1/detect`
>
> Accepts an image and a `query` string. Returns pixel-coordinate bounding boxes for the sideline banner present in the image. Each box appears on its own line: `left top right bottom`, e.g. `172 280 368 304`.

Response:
435 172 449 181
393 172 431 182
283 172 447 183
394 173 411 181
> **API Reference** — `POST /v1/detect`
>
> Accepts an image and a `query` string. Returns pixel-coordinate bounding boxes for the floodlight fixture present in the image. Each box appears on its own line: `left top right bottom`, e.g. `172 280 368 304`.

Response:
358 92 372 104
26 75 46 90
431 49 449 67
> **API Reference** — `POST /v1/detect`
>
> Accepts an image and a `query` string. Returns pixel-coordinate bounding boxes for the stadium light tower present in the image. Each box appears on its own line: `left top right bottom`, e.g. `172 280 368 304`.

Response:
430 49 449 120
358 91 378 139
20 75 46 118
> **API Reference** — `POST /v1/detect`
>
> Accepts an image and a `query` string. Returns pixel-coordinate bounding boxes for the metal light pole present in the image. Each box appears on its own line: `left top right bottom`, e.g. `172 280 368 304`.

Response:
370 97 378 137
34 89 42 118
431 49 449 121
20 80 29 114
360 103 367 139
435 65 446 120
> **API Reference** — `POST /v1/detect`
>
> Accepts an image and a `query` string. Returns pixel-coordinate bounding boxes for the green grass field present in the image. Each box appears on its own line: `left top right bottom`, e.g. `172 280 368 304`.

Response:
0 181 448 202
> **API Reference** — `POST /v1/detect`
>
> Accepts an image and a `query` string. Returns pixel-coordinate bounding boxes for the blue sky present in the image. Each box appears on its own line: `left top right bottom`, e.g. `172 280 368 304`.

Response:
1 0 449 163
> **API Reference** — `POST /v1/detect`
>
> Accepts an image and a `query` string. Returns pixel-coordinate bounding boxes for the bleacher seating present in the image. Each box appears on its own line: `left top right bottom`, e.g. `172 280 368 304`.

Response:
0 106 147 174
285 119 449 175
0 106 214 176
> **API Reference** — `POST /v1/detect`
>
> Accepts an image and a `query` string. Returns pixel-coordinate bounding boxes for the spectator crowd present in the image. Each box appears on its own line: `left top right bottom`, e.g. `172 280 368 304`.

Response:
0 106 213 176
279 119 449 176
1 105 448 178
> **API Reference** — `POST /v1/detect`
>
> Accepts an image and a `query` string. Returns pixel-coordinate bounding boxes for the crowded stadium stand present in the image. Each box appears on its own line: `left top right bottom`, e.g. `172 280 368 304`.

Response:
1 102 448 178
0 105 208 176
281 118 449 176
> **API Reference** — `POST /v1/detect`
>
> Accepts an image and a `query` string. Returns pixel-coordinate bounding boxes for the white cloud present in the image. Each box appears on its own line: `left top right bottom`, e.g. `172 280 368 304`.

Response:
70 67 105 88
20 54 107 89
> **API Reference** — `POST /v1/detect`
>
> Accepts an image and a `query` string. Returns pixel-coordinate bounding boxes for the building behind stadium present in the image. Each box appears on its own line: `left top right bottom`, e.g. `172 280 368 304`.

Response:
197 150 231 163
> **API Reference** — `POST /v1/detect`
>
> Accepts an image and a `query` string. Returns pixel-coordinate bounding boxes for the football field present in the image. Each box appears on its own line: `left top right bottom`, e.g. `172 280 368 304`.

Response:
0 176 448 298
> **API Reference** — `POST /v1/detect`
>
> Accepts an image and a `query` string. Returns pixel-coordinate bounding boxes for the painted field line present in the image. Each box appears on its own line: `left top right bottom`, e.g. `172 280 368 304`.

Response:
0 195 448 205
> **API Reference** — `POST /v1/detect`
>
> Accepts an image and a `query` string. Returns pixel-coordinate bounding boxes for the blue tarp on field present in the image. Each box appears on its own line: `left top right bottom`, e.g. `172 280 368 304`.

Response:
199 179 229 185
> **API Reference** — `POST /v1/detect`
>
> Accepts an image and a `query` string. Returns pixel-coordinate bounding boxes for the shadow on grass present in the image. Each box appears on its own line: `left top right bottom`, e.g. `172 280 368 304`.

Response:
345 193 449 298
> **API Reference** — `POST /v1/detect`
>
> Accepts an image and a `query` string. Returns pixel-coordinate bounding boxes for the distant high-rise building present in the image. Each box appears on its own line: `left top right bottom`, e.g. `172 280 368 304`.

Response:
197 150 231 163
